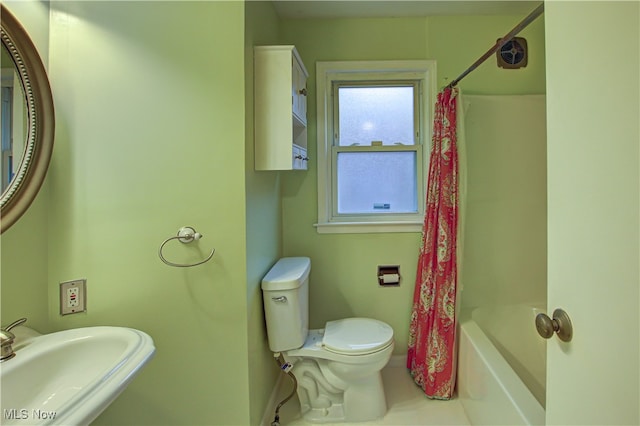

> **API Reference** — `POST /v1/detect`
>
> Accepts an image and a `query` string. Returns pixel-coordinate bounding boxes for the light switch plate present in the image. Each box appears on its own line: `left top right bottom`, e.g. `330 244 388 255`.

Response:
60 279 87 315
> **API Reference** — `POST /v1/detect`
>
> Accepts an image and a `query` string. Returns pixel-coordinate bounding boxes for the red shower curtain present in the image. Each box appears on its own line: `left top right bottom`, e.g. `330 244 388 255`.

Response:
407 87 459 399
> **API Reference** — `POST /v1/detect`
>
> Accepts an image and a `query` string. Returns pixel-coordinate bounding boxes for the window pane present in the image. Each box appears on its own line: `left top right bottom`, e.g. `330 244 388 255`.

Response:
338 86 415 146
336 151 417 214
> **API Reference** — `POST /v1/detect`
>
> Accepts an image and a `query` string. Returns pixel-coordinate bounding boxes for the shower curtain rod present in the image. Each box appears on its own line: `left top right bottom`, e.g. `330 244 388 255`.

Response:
447 3 544 89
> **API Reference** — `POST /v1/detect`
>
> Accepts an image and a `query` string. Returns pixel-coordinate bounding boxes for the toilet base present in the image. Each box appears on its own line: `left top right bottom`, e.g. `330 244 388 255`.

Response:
283 328 394 423
299 371 387 423
301 404 345 424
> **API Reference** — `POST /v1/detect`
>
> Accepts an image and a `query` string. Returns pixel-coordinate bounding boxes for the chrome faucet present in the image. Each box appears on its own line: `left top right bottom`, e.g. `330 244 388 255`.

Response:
0 318 27 362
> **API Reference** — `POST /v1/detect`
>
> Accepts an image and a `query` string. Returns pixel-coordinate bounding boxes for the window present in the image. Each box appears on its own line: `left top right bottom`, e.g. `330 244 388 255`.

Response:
316 61 436 233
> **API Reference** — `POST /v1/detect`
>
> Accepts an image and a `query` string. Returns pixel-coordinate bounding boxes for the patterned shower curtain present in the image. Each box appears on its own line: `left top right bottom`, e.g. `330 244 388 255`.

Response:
407 87 460 400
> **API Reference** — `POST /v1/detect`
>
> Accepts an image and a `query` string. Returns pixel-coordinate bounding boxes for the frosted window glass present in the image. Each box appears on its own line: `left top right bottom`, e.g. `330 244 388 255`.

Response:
338 86 415 146
337 152 417 214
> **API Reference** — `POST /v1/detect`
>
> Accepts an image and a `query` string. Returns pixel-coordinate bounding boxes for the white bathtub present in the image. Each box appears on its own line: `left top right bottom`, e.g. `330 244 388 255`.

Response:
457 305 546 425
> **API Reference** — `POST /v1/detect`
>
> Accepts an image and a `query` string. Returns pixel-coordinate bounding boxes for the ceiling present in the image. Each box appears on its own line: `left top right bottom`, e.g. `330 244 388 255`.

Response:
272 1 542 19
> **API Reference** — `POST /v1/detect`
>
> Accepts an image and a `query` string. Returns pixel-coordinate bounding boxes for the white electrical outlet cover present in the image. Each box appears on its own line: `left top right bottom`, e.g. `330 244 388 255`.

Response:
60 279 87 315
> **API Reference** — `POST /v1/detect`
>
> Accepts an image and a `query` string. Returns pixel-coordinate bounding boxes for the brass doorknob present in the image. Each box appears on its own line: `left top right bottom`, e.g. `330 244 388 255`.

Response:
535 309 573 342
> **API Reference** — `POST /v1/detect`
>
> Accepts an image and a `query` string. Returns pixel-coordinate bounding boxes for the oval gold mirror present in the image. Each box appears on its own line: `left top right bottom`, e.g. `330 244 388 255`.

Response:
1 4 55 233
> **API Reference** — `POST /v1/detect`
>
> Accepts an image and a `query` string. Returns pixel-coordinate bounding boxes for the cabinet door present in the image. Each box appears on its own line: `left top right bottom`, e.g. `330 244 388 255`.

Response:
292 145 300 169
298 147 308 170
292 145 308 171
292 58 307 124
254 45 308 171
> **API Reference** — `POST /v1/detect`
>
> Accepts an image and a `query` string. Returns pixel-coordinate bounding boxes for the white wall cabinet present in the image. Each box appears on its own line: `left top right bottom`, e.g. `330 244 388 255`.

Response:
254 45 309 171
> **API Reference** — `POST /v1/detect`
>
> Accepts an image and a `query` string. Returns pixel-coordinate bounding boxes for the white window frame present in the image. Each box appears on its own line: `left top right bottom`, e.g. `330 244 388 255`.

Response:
315 60 437 234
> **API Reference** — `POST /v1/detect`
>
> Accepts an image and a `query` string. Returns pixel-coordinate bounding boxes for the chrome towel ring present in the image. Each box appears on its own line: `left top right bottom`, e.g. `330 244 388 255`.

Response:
158 226 215 267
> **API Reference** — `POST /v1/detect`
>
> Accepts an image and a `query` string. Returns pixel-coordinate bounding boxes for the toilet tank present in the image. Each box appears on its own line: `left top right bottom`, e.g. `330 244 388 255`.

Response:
261 257 310 352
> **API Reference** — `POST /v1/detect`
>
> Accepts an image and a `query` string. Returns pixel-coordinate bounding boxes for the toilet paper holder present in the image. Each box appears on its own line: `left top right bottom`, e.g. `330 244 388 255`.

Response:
378 265 400 286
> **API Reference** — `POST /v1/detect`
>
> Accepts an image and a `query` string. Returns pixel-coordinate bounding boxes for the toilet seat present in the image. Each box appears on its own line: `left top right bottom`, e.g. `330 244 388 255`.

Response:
322 318 394 355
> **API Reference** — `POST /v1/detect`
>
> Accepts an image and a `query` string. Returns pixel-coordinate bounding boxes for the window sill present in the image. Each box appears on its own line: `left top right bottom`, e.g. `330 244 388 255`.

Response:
314 221 422 234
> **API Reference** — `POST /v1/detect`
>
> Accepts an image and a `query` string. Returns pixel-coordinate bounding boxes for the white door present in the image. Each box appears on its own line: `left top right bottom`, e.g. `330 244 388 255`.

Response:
545 1 639 424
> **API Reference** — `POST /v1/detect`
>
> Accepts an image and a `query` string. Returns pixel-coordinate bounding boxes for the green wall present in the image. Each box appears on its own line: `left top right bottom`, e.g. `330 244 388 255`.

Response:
1 0 51 334
2 1 284 424
279 15 546 353
428 15 546 93
48 2 251 424
1 3 546 425
15 1 253 424
244 2 283 424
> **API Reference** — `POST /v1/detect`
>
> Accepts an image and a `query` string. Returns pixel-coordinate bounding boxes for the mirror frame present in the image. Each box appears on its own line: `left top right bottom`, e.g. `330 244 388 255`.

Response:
1 4 55 233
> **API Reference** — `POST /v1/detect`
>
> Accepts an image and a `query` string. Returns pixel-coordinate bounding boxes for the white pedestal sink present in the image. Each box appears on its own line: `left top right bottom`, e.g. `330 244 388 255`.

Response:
0 326 155 425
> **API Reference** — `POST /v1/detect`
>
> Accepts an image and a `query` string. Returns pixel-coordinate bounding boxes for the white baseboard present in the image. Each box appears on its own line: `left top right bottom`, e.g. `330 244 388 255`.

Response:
260 374 284 426
388 354 407 368
260 372 284 426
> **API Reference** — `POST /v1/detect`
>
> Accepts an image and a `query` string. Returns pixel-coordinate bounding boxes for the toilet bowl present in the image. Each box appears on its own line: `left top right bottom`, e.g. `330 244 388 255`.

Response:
262 257 395 423
284 320 394 422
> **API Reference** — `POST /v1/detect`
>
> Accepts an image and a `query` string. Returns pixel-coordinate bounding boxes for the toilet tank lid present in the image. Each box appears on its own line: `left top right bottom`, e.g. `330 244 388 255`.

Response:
261 257 311 291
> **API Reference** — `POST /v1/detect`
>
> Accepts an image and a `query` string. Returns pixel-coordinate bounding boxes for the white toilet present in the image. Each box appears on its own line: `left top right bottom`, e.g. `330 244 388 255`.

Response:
262 257 394 423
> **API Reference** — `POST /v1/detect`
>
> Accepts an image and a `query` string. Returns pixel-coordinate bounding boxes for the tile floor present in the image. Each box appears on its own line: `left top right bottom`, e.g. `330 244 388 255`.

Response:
270 357 470 426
